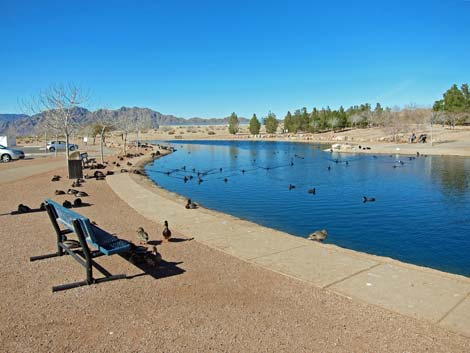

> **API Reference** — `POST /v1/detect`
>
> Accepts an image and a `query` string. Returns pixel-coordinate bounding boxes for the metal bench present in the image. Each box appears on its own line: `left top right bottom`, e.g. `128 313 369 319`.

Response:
30 199 131 292
80 152 96 168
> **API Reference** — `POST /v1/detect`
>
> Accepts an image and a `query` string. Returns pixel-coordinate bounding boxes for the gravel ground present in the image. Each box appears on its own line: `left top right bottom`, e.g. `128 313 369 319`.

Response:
1 152 469 353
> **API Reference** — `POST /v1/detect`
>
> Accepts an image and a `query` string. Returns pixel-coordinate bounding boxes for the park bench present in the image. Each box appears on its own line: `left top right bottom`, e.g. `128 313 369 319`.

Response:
80 152 96 168
30 199 132 292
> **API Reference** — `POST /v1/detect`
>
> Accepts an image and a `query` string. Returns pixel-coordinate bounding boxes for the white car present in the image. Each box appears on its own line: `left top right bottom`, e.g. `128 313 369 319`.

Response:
46 140 79 152
0 144 25 162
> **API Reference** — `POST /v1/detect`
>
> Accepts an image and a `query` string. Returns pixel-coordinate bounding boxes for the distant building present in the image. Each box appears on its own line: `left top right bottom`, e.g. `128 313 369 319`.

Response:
0 135 16 147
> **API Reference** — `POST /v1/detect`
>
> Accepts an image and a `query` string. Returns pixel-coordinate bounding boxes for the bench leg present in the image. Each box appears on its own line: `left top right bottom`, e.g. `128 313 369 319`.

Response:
30 252 62 261
52 274 127 292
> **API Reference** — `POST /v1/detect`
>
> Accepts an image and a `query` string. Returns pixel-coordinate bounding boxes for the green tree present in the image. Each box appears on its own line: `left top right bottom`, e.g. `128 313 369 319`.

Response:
284 111 293 133
228 112 239 134
264 111 278 134
249 113 261 135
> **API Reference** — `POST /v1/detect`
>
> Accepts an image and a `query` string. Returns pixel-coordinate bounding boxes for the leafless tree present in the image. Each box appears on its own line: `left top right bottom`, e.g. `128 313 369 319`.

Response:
117 113 134 154
27 84 88 167
92 109 115 163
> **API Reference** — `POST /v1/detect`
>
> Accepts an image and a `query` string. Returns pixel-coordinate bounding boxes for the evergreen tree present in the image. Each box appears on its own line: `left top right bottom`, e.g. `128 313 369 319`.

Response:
228 112 239 134
284 111 293 133
249 113 261 135
265 112 279 134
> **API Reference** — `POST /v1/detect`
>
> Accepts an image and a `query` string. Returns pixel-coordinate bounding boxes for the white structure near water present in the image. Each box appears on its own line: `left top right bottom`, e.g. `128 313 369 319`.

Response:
0 135 17 147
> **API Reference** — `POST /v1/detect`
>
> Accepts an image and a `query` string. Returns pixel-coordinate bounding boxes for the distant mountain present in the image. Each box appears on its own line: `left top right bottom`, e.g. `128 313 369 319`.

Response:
0 114 29 123
0 107 248 136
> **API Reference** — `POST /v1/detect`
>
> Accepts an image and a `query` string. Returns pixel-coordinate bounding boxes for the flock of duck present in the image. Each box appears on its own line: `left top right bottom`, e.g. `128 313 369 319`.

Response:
153 146 426 242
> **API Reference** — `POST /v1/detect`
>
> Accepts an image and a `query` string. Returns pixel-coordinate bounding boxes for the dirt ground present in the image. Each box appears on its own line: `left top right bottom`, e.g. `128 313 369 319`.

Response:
1 152 469 352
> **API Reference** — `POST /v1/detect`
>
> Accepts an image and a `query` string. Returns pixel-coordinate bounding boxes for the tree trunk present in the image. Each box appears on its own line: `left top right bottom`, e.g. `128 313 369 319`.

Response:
100 126 106 164
55 134 58 158
136 130 140 153
65 133 70 162
123 132 128 154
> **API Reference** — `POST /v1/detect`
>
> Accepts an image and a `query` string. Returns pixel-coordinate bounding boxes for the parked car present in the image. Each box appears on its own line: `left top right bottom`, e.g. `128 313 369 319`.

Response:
0 144 25 162
46 141 79 152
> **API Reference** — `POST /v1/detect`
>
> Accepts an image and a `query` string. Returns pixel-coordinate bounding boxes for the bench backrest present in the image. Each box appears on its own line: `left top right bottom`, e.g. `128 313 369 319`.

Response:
45 199 131 256
45 199 89 231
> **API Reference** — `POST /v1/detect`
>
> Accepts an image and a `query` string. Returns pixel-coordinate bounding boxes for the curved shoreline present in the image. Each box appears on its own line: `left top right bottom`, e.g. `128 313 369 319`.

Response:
107 144 470 337
133 150 469 282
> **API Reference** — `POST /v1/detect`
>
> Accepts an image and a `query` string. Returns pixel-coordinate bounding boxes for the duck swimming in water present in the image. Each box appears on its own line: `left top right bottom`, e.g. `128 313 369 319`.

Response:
308 188 316 194
288 184 296 190
363 196 376 203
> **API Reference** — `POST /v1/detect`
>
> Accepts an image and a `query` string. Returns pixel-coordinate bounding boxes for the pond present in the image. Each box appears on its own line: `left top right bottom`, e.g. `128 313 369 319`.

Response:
145 140 470 276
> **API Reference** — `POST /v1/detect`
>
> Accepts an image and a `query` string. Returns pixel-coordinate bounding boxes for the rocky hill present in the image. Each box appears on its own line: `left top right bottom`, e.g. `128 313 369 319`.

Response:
0 107 248 136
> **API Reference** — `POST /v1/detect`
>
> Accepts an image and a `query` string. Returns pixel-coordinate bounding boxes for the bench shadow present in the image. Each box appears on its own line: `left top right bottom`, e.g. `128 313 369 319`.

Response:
121 254 185 280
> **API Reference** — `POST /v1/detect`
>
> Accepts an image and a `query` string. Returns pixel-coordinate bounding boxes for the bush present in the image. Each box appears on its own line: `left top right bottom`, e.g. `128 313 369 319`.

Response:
208 131 216 135
168 130 175 135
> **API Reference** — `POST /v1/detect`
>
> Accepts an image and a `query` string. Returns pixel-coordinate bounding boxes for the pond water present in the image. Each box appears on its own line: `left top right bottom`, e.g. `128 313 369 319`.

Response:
145 140 470 276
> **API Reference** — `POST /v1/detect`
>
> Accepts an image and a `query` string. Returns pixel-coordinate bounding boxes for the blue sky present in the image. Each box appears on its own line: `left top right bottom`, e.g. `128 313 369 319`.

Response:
1 0 469 118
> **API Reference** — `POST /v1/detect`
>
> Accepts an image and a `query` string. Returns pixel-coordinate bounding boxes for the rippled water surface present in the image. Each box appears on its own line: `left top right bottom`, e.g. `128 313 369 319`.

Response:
145 140 470 276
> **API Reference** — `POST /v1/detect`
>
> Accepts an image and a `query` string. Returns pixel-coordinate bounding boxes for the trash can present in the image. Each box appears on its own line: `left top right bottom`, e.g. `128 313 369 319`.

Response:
68 151 83 179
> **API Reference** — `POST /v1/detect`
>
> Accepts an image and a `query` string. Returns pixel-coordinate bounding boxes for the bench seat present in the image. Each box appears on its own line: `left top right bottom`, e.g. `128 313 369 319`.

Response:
45 199 131 255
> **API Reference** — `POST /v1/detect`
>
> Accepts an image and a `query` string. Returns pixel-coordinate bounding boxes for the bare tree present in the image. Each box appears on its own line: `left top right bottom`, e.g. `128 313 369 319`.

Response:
117 113 134 154
91 109 115 163
28 84 88 167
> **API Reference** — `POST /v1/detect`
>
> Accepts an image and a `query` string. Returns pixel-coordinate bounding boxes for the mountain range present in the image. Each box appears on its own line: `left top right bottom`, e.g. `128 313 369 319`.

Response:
0 107 248 136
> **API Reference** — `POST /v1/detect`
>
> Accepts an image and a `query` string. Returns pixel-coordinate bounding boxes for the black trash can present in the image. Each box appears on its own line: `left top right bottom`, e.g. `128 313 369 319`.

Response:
68 151 83 179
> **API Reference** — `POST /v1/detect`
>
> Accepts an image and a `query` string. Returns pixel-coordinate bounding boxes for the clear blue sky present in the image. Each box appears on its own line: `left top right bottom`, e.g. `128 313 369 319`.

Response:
1 0 469 118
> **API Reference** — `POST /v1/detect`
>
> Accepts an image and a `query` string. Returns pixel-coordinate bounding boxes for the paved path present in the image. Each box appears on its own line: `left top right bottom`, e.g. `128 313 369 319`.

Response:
0 160 65 184
107 172 470 337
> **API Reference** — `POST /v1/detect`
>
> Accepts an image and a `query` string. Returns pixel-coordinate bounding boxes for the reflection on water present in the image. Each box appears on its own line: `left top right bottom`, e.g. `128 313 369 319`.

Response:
146 140 470 276
429 157 470 196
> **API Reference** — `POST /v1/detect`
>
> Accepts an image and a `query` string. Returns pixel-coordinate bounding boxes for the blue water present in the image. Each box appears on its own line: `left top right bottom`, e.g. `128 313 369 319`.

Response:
145 140 470 276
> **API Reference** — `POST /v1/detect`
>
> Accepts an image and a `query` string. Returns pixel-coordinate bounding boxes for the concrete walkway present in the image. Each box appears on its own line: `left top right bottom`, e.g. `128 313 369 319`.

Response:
107 172 470 338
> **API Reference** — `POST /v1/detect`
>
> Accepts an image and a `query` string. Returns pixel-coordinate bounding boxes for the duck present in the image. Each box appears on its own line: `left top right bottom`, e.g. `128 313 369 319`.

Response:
307 188 316 194
149 246 162 265
183 176 188 183
307 229 328 242
73 198 83 207
137 227 149 244
363 196 376 203
62 200 72 208
185 199 198 209
224 178 228 183
55 190 66 195
162 221 172 241
288 184 296 190
16 204 31 213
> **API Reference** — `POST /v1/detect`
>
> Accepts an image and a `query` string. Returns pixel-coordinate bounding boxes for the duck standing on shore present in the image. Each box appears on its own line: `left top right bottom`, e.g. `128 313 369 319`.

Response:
308 229 328 242
137 227 149 244
185 199 198 209
162 221 172 242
